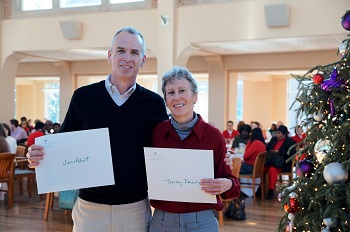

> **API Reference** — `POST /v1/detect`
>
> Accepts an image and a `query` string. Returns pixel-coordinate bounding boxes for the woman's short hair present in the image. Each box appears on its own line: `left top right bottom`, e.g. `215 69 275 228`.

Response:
161 66 198 100
238 124 252 134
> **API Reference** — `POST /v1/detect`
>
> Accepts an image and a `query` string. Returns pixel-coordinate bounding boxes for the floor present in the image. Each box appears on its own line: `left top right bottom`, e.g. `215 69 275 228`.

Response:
0 182 284 232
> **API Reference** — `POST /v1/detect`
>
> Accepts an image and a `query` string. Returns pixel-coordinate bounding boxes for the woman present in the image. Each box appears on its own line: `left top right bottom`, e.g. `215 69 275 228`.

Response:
265 125 296 199
0 123 10 200
2 123 17 153
239 128 266 175
149 66 240 232
0 124 10 153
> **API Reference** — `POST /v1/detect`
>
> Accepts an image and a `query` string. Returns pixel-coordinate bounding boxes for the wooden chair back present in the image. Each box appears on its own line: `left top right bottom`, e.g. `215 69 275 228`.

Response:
0 152 16 208
239 151 268 202
16 145 28 157
231 157 242 178
252 151 268 179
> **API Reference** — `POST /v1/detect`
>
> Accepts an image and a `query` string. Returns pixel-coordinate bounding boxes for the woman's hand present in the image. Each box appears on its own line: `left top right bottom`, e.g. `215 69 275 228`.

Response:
200 178 232 195
26 144 45 168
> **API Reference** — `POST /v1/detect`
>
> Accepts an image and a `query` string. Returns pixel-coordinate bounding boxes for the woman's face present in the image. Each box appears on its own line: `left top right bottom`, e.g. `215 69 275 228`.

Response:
165 78 197 124
296 127 303 135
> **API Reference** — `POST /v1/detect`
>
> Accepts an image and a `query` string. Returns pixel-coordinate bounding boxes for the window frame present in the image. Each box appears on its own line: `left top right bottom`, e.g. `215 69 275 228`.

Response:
13 0 150 19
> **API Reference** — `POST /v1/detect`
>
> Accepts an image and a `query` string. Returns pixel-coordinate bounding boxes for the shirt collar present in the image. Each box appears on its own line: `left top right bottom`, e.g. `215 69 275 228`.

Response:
105 74 136 97
163 114 205 140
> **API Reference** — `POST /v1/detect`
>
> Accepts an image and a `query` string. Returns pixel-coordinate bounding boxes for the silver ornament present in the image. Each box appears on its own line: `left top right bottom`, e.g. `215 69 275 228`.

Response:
339 41 348 57
314 139 331 153
323 162 348 184
313 111 325 121
323 218 337 228
315 151 327 163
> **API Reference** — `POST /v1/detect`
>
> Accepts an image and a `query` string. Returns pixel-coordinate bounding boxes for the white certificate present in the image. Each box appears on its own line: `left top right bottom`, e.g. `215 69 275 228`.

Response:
144 147 216 203
35 128 114 194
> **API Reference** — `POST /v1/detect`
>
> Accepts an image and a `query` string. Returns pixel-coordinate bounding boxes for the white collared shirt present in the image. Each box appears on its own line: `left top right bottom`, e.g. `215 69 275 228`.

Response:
105 75 136 106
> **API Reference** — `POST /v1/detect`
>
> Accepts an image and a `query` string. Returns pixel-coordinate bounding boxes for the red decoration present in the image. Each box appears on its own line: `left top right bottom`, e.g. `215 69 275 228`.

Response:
284 198 300 213
313 74 324 84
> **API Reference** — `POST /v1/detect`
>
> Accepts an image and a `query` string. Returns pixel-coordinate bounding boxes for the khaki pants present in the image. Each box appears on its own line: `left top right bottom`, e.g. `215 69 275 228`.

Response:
72 197 151 232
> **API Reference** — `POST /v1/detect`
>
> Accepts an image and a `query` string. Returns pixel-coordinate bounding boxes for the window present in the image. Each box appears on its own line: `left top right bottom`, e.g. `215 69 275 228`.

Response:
21 0 52 11
287 78 302 131
194 74 209 123
60 0 101 8
17 0 150 18
43 83 60 123
110 0 144 3
236 80 243 122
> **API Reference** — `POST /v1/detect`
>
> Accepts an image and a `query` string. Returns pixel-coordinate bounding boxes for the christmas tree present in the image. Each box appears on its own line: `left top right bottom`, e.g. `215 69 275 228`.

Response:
277 10 350 232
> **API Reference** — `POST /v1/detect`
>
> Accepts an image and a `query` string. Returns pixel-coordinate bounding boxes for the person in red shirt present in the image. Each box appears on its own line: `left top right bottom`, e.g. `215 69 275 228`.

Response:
222 120 239 144
239 128 266 175
264 125 296 199
291 126 306 144
26 121 45 146
291 125 307 160
149 66 240 232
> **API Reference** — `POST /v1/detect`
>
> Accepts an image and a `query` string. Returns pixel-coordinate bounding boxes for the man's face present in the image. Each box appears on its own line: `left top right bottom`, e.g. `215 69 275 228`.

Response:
227 123 233 131
276 131 286 140
107 31 146 82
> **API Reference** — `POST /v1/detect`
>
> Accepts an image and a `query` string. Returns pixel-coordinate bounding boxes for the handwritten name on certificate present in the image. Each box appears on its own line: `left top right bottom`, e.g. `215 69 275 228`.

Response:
144 147 216 203
35 128 114 194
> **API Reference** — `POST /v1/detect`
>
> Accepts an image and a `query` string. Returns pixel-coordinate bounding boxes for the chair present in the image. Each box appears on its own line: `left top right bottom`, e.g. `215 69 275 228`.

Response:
44 192 74 221
278 159 296 184
0 153 16 208
14 146 36 197
218 157 242 226
239 151 268 202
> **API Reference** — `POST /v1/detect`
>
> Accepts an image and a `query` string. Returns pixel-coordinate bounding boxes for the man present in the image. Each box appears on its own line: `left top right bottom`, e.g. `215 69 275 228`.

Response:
45 120 54 134
9 119 28 143
222 120 239 144
27 27 234 231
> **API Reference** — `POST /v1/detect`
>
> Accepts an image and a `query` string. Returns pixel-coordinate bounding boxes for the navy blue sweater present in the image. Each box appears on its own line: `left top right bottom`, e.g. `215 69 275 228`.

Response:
60 80 168 205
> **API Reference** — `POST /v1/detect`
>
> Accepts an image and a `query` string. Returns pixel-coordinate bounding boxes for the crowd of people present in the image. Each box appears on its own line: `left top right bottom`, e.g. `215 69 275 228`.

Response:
0 117 60 150
222 120 306 199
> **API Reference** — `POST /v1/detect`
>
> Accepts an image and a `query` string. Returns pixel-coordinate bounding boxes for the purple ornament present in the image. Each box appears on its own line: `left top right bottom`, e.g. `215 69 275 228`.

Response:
320 68 344 92
342 10 350 31
296 160 314 178
330 99 335 117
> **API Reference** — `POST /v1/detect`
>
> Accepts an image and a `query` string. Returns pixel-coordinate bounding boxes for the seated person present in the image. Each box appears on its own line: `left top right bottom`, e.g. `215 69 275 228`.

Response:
291 125 307 160
291 126 306 144
52 123 61 134
9 119 28 144
239 128 266 175
231 124 252 150
26 121 46 146
265 125 296 199
222 120 239 144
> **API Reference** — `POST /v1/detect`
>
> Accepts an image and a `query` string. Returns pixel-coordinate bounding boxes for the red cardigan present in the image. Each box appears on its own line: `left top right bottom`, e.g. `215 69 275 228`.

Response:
243 140 266 166
222 129 239 139
291 133 306 144
150 115 240 213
